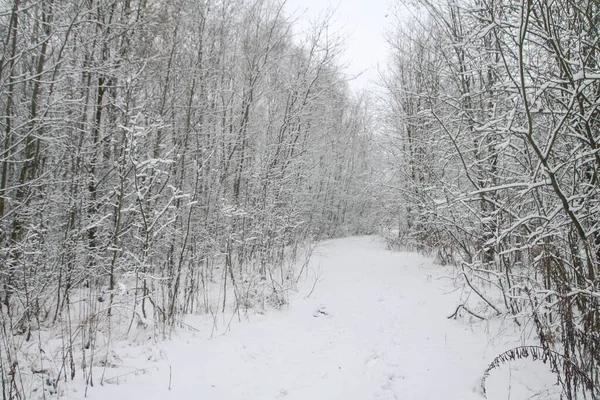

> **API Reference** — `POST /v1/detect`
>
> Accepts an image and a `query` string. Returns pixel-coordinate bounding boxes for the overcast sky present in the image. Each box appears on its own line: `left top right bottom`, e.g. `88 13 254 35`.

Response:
284 0 396 93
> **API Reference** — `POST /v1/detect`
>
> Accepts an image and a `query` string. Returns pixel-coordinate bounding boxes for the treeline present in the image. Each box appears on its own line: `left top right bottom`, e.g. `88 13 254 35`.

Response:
0 0 376 395
382 0 599 398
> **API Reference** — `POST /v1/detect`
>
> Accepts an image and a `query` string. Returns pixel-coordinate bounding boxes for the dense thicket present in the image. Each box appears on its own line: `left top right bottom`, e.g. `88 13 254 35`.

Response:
382 0 600 397
0 0 376 396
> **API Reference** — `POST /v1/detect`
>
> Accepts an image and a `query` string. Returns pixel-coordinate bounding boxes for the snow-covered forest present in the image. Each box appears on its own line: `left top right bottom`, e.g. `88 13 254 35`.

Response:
0 0 598 398
380 1 600 398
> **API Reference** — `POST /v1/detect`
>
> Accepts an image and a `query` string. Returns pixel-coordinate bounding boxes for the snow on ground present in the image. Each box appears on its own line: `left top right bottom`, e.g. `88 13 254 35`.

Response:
64 236 558 400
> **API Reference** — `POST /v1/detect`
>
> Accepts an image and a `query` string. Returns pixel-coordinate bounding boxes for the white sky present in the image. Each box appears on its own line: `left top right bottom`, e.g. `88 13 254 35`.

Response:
284 0 395 93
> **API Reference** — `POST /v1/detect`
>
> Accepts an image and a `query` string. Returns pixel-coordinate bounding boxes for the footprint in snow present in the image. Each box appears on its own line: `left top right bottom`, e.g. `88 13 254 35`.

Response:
313 306 331 317
366 356 379 367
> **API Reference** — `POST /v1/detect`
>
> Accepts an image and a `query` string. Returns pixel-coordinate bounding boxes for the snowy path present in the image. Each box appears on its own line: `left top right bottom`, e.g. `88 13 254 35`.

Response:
76 236 507 400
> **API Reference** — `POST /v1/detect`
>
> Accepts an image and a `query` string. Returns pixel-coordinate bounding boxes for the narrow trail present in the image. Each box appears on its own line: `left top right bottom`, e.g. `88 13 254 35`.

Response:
80 236 503 400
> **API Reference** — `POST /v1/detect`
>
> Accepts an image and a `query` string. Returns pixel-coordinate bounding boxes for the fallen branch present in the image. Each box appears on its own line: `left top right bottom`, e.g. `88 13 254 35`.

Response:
103 367 159 384
459 267 502 315
447 304 484 320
